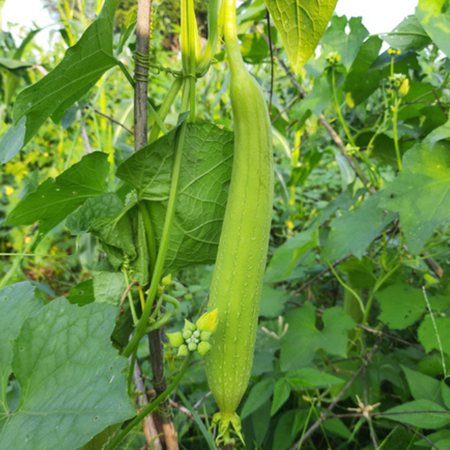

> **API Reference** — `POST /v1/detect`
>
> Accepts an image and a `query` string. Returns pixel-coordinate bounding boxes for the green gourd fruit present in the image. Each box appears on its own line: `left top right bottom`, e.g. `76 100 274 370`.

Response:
205 0 273 443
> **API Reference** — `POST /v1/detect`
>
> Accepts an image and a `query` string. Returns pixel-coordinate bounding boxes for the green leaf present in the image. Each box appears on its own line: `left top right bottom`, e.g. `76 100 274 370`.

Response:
423 117 450 149
0 116 25 165
291 76 333 127
415 431 450 448
375 283 426 330
259 285 290 318
263 0 338 73
5 152 109 237
117 123 234 274
93 271 127 305
67 192 137 262
272 409 299 450
322 191 398 262
382 15 432 51
11 0 119 150
0 282 45 428
286 368 345 390
321 16 369 70
265 228 319 283
0 298 135 449
241 378 275 420
323 418 351 439
271 379 291 416
251 400 271 447
0 58 33 71
280 303 355 371
418 315 450 359
416 0 450 59
240 33 269 64
67 279 95 306
339 256 376 289
382 400 450 429
344 36 382 105
380 143 450 255
402 366 450 410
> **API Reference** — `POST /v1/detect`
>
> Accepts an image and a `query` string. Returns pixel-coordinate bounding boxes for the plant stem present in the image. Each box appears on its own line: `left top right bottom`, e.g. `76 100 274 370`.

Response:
123 81 191 358
149 77 183 143
392 98 403 171
104 355 192 450
138 201 157 271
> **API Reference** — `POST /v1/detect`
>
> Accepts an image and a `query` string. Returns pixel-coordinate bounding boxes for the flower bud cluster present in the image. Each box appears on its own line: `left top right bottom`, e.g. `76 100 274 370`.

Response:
167 309 218 358
325 51 341 66
388 48 402 56
387 74 410 97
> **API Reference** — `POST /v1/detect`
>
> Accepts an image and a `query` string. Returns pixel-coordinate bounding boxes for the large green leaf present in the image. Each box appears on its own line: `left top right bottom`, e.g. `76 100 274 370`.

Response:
379 143 450 255
67 192 136 260
418 315 450 358
375 283 426 330
344 36 382 105
322 191 398 262
264 228 319 283
401 365 450 408
0 297 135 450
321 16 369 70
280 303 355 371
382 15 432 52
383 400 450 429
0 116 25 165
10 0 119 151
5 152 109 237
263 0 338 73
117 123 234 274
416 0 450 58
0 283 45 429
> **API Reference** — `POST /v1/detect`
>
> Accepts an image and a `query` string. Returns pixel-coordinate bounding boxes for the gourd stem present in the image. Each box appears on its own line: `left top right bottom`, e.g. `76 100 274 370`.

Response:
104 354 193 450
223 0 246 77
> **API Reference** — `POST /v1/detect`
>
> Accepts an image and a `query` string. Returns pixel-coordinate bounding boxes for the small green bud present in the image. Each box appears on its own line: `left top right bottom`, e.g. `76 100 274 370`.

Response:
196 309 218 333
188 342 197 352
193 330 200 338
201 331 212 341
162 274 172 286
167 332 184 348
183 329 193 340
197 341 212 357
177 345 189 357
184 319 196 332
157 285 164 295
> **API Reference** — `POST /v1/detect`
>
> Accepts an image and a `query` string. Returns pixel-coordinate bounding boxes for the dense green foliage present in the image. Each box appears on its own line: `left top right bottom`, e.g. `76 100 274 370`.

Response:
1 0 450 449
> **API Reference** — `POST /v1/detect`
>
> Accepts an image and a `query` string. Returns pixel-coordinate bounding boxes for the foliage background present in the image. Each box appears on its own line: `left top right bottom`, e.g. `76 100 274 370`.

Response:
1 0 450 449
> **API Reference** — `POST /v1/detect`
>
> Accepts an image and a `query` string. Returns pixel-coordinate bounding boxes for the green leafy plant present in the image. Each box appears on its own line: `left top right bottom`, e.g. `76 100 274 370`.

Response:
2 0 450 449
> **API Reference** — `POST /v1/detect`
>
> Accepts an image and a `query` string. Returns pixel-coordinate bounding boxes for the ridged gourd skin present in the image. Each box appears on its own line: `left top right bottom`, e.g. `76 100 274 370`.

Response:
205 0 274 420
